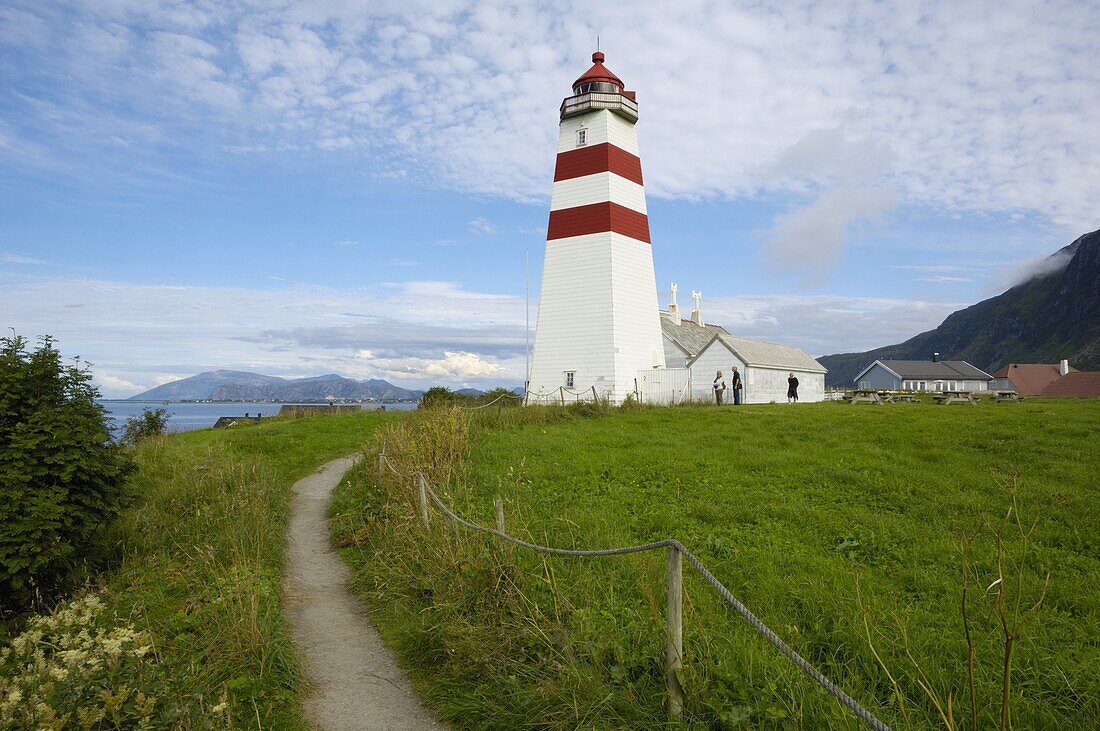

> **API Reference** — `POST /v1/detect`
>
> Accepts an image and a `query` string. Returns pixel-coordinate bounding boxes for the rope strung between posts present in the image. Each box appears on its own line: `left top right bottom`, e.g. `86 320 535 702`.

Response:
456 392 524 410
376 452 891 731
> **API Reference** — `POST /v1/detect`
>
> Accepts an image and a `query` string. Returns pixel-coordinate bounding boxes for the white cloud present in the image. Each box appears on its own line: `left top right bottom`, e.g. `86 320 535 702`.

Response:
1 252 47 265
703 292 962 357
469 217 496 235
1 275 527 395
1004 248 1075 287
762 187 897 283
919 276 973 283
95 372 143 396
4 2 1094 229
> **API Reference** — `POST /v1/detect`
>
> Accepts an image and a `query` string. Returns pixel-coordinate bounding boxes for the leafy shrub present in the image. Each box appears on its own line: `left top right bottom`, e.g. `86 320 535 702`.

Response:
419 386 455 409
0 335 134 612
478 387 522 407
0 594 225 728
120 407 170 446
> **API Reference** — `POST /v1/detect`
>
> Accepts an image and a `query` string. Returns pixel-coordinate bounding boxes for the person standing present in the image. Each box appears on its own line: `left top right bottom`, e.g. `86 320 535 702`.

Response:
730 366 743 405
787 372 799 404
713 370 726 405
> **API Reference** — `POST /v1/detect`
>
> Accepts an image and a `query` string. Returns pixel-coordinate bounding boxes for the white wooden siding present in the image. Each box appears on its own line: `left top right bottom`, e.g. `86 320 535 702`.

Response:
557 109 641 156
550 172 647 214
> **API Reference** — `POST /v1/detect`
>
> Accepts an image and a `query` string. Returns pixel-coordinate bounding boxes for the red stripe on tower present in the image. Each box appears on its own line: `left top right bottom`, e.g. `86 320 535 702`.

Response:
553 143 644 185
547 202 651 243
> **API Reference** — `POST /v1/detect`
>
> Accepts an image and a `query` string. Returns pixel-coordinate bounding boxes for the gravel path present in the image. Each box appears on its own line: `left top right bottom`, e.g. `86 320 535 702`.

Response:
284 455 448 731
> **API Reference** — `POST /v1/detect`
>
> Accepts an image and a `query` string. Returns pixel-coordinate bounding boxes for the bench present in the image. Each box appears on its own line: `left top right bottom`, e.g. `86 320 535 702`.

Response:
849 389 883 405
933 391 977 405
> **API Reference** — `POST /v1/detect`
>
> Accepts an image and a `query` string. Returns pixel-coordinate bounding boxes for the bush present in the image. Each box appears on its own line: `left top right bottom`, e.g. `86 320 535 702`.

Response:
419 386 456 409
0 336 134 613
0 594 224 728
121 407 170 446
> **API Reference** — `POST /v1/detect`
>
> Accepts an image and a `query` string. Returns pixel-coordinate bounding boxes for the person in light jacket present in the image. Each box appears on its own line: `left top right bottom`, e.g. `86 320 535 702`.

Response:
713 370 726 405
787 373 799 404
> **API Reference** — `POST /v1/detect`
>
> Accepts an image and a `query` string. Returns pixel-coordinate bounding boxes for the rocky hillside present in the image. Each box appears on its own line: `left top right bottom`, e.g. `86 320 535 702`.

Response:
131 370 422 401
820 229 1100 386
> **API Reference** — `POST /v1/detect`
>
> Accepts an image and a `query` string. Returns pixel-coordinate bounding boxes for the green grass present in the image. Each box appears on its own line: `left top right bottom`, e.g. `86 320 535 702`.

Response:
91 410 402 727
334 400 1100 729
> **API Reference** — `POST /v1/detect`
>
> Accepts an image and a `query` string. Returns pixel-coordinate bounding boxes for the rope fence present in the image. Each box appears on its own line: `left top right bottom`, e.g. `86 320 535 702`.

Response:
376 450 891 730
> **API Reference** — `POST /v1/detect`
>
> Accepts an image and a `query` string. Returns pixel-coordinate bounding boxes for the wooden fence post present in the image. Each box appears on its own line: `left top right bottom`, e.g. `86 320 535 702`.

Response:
559 386 565 406
667 546 684 720
494 497 505 533
417 474 430 529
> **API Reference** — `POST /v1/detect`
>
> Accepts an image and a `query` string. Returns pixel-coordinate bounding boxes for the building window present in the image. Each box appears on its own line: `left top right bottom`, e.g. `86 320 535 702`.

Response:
564 371 575 388
576 129 586 147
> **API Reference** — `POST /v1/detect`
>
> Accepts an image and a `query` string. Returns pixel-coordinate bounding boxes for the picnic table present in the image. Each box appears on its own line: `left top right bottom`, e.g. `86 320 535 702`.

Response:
933 390 978 405
881 391 919 403
848 389 883 405
994 390 1024 404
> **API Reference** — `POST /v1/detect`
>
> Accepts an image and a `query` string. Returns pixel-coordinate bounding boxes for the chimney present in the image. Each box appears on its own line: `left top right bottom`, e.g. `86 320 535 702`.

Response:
932 352 940 363
691 290 704 326
667 282 679 319
1060 359 1069 376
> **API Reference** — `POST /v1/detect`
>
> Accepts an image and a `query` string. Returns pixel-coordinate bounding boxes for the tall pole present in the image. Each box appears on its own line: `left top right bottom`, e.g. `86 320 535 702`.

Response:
525 246 531 390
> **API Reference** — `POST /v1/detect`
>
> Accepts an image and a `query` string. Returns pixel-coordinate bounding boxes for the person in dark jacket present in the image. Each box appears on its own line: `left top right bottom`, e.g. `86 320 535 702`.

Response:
730 366 743 405
787 373 799 404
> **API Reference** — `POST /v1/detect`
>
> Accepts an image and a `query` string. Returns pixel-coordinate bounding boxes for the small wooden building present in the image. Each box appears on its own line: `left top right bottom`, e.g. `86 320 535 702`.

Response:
657 295 827 403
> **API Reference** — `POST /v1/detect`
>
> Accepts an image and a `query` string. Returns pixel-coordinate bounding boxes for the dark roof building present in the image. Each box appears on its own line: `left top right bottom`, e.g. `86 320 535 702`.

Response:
856 359 993 382
1038 372 1100 398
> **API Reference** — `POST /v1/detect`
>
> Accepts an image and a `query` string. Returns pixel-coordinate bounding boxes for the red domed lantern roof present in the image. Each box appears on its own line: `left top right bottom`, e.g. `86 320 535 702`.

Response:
572 51 624 91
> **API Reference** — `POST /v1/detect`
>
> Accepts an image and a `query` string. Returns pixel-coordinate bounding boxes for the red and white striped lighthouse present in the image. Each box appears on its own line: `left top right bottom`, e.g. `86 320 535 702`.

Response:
528 52 666 403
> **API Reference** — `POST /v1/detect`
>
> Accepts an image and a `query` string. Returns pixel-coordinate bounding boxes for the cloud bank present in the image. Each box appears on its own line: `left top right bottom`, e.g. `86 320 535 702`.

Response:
2 273 965 396
0 1 1096 229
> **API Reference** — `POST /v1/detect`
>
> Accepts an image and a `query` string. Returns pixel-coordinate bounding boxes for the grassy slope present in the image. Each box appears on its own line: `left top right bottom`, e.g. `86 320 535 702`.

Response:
336 401 1099 729
97 411 401 727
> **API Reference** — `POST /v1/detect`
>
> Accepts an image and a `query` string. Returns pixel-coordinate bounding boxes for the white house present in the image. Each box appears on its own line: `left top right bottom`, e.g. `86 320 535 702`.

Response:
640 287 827 404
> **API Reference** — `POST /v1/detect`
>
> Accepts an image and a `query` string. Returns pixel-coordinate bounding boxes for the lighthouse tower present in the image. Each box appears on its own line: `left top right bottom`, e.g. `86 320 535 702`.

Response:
527 52 666 404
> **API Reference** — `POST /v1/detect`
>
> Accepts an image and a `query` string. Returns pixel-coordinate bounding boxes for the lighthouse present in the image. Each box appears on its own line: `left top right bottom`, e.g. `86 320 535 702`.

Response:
527 51 666 404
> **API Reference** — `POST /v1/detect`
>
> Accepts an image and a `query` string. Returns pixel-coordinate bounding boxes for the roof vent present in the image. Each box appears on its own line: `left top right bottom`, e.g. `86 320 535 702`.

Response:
1061 359 1069 376
932 352 940 362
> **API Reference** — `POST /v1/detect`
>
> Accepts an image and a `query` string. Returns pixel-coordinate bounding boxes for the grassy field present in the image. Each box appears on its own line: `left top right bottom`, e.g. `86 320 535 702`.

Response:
334 400 1100 729
4 410 399 728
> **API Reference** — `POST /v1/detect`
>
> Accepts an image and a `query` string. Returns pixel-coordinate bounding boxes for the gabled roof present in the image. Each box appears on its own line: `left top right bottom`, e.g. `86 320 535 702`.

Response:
992 363 1077 396
659 311 825 373
855 359 993 382
1038 371 1100 398
660 313 730 357
688 332 827 373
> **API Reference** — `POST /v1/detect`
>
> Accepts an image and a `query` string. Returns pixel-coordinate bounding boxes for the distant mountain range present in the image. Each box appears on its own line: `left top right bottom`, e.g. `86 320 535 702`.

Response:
130 370 423 402
819 229 1100 386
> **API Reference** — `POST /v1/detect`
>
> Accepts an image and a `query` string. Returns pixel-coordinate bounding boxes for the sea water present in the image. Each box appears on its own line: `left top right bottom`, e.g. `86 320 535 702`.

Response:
98 400 417 437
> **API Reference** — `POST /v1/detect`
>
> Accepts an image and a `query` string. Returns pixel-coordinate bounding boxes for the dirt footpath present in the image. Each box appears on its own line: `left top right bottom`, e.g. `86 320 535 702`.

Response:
284 455 448 731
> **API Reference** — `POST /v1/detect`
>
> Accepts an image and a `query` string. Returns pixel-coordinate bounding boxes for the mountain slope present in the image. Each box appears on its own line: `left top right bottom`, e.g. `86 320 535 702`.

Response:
819 229 1100 386
130 371 421 401
130 370 289 401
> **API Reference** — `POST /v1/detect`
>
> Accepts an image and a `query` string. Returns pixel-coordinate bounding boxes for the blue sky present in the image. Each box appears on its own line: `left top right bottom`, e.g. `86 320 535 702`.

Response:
1 1 1097 396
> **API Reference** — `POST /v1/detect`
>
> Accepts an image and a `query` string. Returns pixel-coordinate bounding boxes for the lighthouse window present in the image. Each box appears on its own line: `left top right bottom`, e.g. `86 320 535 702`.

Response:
564 371 575 388
576 129 587 147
